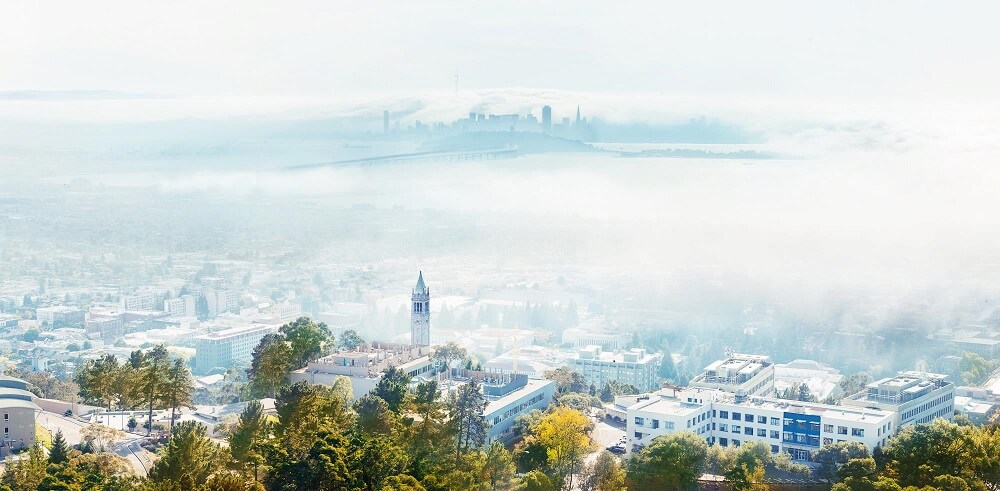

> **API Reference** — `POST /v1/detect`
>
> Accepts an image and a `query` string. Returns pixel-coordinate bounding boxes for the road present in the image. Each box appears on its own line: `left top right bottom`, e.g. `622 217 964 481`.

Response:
36 410 151 477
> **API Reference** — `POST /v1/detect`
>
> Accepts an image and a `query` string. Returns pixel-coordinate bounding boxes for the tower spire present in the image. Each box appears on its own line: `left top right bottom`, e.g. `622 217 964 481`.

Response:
411 271 430 345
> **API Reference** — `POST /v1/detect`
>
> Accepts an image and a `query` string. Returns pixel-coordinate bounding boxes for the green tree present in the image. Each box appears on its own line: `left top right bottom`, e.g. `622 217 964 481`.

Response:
433 342 468 389
248 333 292 398
1 444 50 491
229 400 271 480
48 429 70 464
148 420 226 488
483 440 517 491
582 451 626 491
74 353 120 411
626 432 708 490
136 345 171 436
813 441 870 481
163 357 194 434
449 377 489 461
543 367 589 395
265 431 355 491
374 366 412 413
518 470 556 491
280 317 333 369
274 382 354 460
338 329 365 350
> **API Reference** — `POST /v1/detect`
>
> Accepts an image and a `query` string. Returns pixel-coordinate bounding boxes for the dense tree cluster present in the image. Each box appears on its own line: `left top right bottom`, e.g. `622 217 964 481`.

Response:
248 317 334 398
73 345 193 435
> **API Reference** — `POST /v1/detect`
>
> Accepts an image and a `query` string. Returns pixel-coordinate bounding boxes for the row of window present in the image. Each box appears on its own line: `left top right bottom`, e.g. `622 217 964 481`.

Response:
901 395 952 421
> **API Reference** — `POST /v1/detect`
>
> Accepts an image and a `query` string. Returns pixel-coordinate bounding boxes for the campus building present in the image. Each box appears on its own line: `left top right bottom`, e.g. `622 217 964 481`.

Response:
689 353 775 397
194 323 279 374
625 370 953 462
0 376 41 459
290 343 436 400
567 346 661 391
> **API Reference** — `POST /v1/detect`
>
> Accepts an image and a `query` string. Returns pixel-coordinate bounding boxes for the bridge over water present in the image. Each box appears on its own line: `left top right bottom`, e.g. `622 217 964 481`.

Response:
288 146 518 170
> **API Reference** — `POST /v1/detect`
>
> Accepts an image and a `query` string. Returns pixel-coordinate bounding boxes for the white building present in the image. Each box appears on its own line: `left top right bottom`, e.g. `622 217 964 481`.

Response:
841 371 954 427
567 345 662 391
774 359 843 401
206 290 240 317
689 353 775 397
35 306 85 327
121 290 159 312
290 343 436 400
164 295 196 317
482 374 556 444
627 387 895 462
627 371 954 463
194 323 279 374
0 376 41 459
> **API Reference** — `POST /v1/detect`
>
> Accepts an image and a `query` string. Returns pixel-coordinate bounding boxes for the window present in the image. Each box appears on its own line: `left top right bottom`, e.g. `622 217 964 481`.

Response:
824 424 834 433
852 428 864 437
665 421 675 430
758 415 767 424
771 445 779 453
757 428 767 437
744 427 753 435
745 413 754 422
719 423 729 432
771 417 780 426
732 425 741 433
732 412 741 421
634 432 643 439
720 411 729 419
783 432 793 441
838 426 848 435
770 430 780 439
732 439 741 447
824 437 833 445
651 420 660 429
634 417 644 426
720 437 729 447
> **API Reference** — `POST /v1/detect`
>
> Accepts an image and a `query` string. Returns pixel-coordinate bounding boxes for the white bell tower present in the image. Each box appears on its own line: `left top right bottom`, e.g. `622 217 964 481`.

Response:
410 271 430 345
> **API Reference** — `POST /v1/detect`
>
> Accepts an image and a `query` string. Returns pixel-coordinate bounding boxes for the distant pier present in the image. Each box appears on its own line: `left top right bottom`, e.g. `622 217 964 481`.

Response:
289 146 519 170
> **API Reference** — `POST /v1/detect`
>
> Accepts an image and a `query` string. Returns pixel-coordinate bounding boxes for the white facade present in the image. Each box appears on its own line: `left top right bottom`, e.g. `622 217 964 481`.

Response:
206 290 239 317
483 377 556 444
164 295 196 317
194 323 278 373
689 353 775 397
568 346 662 391
411 272 430 346
627 388 895 462
774 359 843 401
842 371 954 427
290 344 436 400
121 290 159 312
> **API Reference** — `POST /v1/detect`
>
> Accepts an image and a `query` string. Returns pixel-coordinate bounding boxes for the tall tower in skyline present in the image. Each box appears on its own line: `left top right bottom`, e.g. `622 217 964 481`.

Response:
542 105 552 133
575 105 581 126
410 271 430 345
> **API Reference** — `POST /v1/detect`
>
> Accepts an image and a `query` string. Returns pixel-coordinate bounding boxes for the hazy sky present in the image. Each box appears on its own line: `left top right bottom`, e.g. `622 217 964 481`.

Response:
4 1 999 102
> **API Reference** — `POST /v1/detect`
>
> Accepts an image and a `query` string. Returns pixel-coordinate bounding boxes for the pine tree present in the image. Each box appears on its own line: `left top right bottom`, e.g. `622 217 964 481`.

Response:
48 429 70 464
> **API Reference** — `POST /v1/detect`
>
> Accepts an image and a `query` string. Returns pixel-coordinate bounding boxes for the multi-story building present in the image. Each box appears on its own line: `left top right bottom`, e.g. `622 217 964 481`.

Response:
35 306 85 328
206 290 240 317
163 295 196 317
481 373 555 444
841 371 954 427
773 359 843 401
689 353 775 397
568 346 661 391
628 387 896 462
627 371 953 462
194 323 279 374
0 376 41 458
290 343 436 400
121 290 159 312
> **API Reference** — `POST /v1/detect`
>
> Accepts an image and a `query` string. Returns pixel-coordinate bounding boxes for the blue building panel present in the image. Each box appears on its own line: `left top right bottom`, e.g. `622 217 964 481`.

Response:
782 411 821 447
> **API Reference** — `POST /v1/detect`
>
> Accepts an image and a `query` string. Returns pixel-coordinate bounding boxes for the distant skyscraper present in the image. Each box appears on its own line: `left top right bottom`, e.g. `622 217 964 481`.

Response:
383 110 390 134
410 271 430 345
575 105 581 126
542 105 552 133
